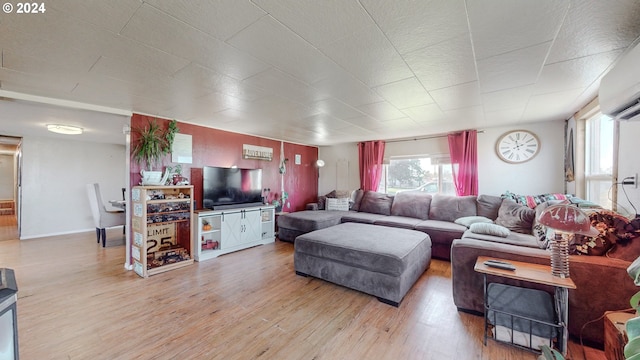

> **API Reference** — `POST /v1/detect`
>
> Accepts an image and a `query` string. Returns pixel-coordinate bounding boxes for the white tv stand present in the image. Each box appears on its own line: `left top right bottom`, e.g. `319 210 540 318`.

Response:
193 205 275 262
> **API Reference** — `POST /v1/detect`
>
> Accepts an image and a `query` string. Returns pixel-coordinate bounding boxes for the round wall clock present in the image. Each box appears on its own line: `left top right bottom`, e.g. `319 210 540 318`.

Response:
495 130 540 163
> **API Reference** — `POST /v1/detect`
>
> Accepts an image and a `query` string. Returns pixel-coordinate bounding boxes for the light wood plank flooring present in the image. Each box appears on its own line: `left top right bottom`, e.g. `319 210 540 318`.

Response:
0 218 605 359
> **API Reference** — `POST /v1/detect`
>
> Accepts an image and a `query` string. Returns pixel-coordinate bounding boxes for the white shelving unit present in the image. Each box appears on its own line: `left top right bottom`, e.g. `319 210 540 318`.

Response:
193 205 275 262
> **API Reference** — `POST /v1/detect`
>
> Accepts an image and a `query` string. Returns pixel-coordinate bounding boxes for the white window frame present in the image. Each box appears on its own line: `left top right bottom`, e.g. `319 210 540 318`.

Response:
584 112 618 210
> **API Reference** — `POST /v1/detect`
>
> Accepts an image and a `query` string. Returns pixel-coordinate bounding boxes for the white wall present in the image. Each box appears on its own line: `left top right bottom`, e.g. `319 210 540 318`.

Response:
319 121 566 197
617 120 640 217
317 143 359 195
20 137 126 239
0 154 13 199
478 121 566 196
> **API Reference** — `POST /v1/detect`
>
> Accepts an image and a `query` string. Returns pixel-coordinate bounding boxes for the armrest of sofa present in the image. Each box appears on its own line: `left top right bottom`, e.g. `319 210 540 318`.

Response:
450 238 637 346
305 203 319 211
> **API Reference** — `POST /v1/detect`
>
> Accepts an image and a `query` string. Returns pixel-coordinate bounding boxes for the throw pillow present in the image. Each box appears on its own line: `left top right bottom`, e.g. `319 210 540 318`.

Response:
501 191 571 209
469 223 511 237
358 191 394 216
326 197 350 211
476 194 503 219
428 194 478 222
351 189 365 211
454 216 494 228
494 199 536 234
390 191 432 220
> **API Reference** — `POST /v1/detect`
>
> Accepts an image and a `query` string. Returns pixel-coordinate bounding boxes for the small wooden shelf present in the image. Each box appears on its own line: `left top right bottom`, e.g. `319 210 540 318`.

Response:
131 186 194 278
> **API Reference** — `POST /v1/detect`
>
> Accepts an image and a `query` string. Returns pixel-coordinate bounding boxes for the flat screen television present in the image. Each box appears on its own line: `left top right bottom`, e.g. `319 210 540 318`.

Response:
202 166 263 209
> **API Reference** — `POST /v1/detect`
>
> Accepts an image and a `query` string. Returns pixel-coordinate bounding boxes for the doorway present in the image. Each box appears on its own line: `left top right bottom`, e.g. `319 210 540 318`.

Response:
0 136 22 241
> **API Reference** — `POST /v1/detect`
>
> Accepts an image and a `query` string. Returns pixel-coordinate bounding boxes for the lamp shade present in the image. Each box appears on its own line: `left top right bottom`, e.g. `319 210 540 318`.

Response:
538 204 599 237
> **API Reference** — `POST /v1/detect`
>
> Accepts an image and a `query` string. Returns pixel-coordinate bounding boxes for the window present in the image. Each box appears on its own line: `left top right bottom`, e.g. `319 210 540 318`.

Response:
378 156 455 195
585 113 616 209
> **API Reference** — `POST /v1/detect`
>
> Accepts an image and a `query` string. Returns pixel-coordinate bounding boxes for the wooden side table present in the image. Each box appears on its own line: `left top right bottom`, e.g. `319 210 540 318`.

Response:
474 256 576 356
604 311 635 360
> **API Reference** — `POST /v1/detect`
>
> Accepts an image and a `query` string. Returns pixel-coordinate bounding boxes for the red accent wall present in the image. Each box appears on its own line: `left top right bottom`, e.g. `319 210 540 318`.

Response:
130 114 319 211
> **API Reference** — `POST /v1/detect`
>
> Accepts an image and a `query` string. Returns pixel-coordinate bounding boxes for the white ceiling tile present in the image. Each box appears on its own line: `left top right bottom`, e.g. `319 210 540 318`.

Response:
144 0 266 41
251 0 372 48
477 42 551 93
343 115 386 129
405 33 477 91
121 4 267 80
357 101 405 122
369 117 421 130
522 88 584 121
534 49 623 95
546 0 640 64
362 0 468 55
467 0 569 60
243 68 328 104
483 108 525 126
298 114 354 133
401 103 446 123
309 98 365 120
482 85 534 112
50 0 142 33
429 82 482 111
443 106 485 125
320 24 414 87
374 77 434 110
227 16 340 84
311 71 384 107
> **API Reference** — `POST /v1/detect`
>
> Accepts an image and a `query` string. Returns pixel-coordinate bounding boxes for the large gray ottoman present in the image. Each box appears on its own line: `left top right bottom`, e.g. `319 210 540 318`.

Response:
294 222 432 306
278 210 343 242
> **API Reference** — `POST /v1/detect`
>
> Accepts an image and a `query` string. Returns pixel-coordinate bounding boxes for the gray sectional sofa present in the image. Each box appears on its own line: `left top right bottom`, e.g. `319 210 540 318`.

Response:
278 190 640 346
279 190 539 260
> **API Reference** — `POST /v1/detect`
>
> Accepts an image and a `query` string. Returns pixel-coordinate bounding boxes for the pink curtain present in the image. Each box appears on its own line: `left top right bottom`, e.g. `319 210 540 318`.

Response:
447 130 478 196
358 141 385 191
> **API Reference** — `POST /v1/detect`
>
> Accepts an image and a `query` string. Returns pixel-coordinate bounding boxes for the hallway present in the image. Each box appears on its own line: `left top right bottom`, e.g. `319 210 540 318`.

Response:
0 214 18 241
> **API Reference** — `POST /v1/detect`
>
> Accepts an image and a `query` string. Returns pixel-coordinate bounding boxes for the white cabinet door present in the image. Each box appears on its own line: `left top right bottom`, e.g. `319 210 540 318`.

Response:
240 210 261 244
221 211 242 249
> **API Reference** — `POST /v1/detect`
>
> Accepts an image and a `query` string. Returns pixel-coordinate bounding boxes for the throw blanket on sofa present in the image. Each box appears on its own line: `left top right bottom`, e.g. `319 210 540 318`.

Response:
571 210 640 256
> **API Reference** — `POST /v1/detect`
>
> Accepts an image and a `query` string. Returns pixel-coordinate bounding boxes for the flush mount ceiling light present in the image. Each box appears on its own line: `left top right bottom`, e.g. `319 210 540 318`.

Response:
46 124 83 135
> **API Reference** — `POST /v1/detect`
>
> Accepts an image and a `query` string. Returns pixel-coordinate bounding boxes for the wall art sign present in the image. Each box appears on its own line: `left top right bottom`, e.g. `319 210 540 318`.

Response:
243 144 273 161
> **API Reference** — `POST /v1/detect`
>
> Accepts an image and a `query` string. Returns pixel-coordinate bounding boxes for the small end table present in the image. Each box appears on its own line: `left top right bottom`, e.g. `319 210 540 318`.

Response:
474 256 576 356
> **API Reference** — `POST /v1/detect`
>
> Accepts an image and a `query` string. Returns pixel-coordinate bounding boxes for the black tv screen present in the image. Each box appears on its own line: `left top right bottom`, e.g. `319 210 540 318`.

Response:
202 166 263 209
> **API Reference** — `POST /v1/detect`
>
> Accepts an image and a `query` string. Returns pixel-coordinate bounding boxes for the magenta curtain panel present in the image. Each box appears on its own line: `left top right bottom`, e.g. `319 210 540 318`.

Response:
447 130 478 196
358 140 386 191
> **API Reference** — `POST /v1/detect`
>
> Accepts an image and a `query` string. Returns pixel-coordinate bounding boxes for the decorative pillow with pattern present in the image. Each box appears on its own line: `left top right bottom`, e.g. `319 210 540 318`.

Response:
501 191 571 209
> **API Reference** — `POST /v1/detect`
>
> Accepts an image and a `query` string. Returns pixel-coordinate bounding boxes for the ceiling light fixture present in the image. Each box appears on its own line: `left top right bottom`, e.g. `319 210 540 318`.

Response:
46 124 83 135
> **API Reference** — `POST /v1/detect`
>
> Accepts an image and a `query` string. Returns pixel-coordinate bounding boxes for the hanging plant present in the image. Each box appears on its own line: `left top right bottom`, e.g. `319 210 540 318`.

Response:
132 119 179 171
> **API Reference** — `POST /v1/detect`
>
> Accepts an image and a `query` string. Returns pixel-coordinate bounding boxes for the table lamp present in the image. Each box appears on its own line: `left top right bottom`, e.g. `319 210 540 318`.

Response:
538 204 599 278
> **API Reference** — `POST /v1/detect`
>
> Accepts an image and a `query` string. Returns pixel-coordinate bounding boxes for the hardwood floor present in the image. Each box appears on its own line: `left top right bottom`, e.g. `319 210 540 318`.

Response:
0 220 605 359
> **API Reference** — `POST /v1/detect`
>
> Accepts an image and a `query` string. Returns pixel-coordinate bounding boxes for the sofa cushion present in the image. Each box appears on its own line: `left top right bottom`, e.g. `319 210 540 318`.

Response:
340 211 388 224
454 216 494 228
390 191 431 220
374 216 424 230
428 194 477 222
277 210 343 233
495 199 536 234
359 191 394 215
414 219 467 244
461 229 539 248
469 223 510 237
477 194 503 220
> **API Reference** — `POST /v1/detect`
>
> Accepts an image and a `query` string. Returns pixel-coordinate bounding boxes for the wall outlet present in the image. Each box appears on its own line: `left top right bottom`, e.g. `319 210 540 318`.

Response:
623 173 638 188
